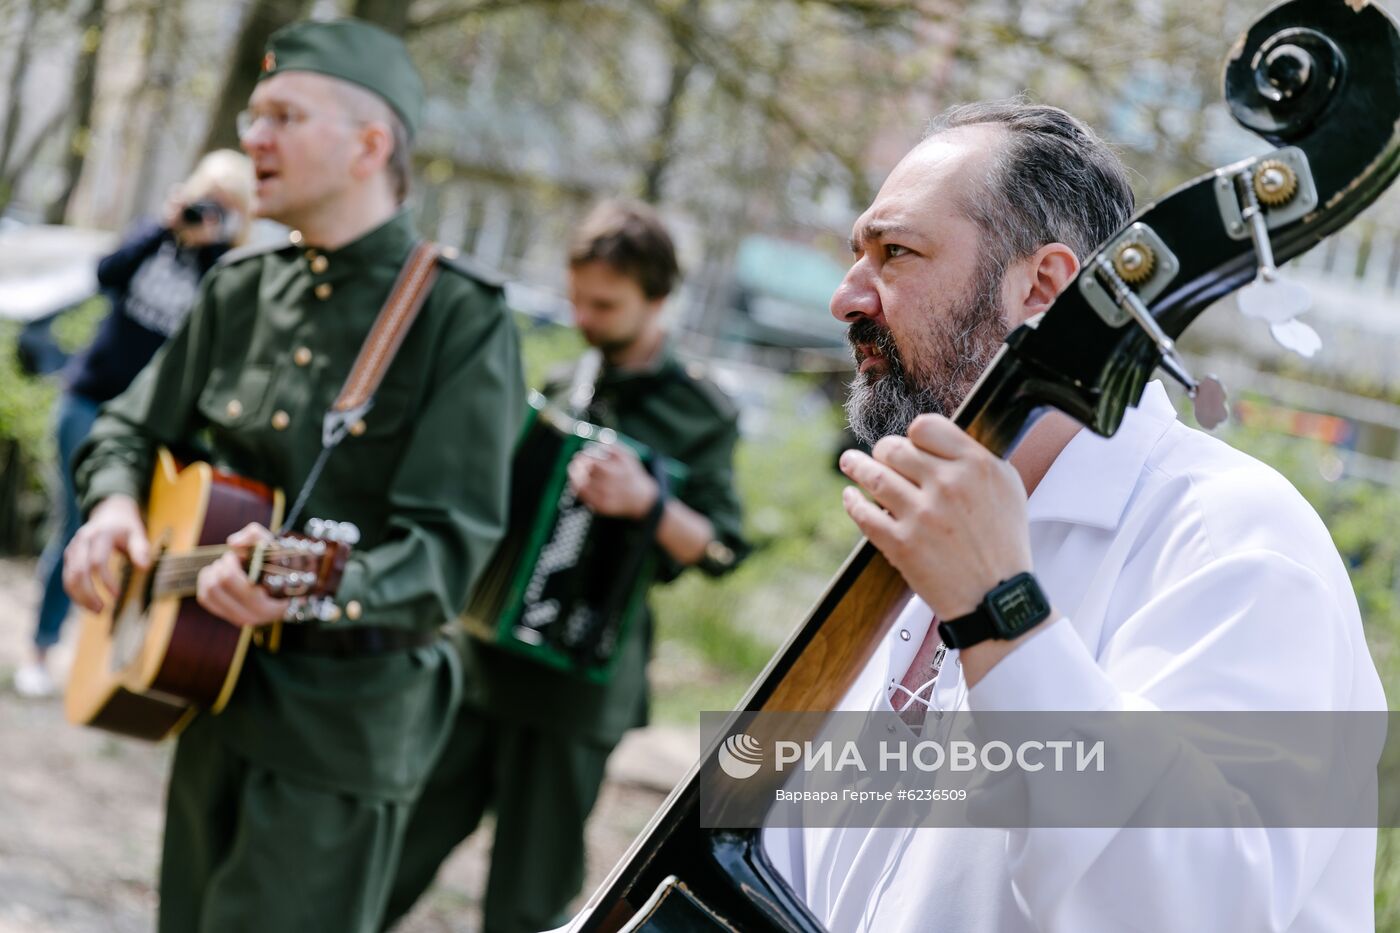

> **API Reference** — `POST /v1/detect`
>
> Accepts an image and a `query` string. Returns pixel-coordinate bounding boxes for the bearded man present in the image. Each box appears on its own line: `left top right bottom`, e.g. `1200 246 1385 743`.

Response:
763 100 1384 933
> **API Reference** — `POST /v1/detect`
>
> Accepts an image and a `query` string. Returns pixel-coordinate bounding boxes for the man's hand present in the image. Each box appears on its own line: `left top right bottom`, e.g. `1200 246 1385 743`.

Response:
64 495 150 613
567 443 659 520
195 523 290 628
840 414 1051 684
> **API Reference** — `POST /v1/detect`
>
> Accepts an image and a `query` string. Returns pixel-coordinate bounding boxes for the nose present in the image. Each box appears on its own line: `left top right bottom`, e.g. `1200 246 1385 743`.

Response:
239 120 274 154
830 258 881 324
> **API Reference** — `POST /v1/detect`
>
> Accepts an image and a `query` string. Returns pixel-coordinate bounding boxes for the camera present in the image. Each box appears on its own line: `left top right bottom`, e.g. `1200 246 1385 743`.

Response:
180 199 227 227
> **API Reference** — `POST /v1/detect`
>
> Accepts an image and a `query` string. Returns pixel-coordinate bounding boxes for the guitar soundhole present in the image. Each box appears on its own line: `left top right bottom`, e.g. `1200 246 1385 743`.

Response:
109 541 166 674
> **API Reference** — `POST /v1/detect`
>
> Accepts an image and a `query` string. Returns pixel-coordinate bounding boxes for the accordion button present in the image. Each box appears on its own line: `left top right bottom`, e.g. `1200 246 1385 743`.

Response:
345 600 363 621
289 229 303 246
271 410 290 431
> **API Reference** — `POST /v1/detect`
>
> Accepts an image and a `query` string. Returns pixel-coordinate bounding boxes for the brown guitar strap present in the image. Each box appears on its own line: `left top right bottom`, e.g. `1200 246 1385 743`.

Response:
281 240 442 531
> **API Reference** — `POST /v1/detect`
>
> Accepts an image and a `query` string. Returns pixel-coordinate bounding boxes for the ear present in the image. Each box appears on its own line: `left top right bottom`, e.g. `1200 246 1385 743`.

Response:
1003 242 1079 326
349 121 394 182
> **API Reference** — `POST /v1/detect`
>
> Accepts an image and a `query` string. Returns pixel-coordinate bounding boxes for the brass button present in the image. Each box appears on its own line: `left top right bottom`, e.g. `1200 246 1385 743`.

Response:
349 419 367 437
225 399 243 418
314 282 333 300
289 229 303 246
271 410 290 431
345 600 362 621
293 346 312 367
310 255 329 274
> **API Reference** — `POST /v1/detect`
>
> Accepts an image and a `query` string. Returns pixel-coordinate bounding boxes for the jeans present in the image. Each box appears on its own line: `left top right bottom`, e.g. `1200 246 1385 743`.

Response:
33 391 101 650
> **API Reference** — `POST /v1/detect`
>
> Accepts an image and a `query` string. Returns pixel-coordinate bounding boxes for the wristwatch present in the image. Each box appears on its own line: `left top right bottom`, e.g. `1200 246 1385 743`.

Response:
936 572 1052 650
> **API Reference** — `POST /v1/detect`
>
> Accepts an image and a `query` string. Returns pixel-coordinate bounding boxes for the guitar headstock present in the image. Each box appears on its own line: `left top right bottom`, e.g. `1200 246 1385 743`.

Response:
955 0 1400 456
256 518 359 622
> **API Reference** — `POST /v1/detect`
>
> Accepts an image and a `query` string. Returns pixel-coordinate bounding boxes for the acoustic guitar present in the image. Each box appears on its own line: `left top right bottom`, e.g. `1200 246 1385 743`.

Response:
64 448 355 741
567 0 1400 929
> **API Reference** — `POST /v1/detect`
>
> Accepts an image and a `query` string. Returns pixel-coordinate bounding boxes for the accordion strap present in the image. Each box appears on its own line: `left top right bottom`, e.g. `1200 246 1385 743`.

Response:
282 240 442 531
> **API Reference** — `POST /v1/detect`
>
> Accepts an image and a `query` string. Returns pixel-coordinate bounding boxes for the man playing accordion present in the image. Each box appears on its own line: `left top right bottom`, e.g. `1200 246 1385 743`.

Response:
386 200 749 933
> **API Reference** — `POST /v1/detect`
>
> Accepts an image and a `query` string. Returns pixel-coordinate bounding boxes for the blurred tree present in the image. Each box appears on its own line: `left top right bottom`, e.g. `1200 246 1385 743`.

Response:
200 0 313 153
44 0 106 222
351 0 409 34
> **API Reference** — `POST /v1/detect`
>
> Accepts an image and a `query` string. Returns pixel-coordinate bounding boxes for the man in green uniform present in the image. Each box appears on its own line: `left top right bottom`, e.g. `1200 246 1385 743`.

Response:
62 19 524 933
383 200 747 932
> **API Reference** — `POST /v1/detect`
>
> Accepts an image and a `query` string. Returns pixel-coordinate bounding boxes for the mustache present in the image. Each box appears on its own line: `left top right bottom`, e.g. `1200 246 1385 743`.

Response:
846 318 902 365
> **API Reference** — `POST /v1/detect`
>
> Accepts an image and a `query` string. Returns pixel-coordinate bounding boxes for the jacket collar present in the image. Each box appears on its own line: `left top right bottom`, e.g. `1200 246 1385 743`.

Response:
317 206 417 268
1025 380 1178 530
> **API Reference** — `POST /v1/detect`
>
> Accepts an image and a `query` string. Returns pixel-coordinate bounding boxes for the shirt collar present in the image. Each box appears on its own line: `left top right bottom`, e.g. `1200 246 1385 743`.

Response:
1025 380 1178 530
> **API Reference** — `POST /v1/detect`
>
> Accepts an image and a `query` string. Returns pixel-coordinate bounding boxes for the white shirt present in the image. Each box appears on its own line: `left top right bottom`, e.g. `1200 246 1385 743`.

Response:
764 381 1385 933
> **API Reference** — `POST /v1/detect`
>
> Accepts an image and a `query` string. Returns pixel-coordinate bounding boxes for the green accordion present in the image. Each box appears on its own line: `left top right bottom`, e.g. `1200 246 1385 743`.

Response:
462 392 686 682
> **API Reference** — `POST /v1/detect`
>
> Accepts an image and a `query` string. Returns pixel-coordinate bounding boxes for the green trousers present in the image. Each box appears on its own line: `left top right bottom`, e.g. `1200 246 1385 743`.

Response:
159 715 412 933
383 703 614 933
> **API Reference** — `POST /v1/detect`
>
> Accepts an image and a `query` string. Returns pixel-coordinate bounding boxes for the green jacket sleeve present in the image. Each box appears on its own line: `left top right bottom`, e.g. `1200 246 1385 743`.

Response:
333 288 525 630
657 413 748 583
73 278 219 514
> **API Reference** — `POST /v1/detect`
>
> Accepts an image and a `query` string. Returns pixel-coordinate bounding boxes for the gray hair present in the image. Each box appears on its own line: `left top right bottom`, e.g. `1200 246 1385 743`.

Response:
924 99 1135 271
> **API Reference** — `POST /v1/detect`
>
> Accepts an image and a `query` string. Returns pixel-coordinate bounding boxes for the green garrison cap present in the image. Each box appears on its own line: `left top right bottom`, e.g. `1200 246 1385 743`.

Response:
260 19 424 138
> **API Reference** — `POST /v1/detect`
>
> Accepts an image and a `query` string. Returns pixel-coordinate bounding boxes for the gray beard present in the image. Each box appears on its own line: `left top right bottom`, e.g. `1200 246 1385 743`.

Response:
844 264 1007 445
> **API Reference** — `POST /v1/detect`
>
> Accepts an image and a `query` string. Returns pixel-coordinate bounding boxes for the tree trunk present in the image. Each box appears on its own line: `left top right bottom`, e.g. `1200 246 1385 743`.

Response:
640 52 694 203
200 0 313 154
45 0 107 224
639 0 700 204
352 0 411 35
0 0 39 179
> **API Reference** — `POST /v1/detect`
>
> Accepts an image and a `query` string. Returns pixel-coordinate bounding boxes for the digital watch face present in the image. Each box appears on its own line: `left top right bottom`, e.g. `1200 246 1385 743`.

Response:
988 574 1050 637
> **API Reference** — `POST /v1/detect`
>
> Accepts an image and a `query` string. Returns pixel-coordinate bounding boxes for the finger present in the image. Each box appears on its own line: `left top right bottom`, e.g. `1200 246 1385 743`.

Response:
872 435 937 485
92 533 120 602
127 523 151 570
838 449 920 517
246 590 290 625
64 535 102 612
907 413 979 459
199 584 250 627
842 486 901 552
567 457 590 494
227 523 271 549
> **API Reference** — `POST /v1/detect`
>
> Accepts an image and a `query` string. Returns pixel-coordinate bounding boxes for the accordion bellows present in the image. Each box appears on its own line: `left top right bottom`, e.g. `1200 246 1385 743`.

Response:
461 392 686 682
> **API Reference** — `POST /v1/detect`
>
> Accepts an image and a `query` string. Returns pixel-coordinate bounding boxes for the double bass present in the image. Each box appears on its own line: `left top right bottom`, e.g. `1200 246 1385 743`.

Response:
569 0 1400 929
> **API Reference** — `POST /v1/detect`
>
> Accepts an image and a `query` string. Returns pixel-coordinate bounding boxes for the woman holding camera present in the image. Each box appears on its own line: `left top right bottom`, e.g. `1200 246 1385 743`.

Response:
14 149 254 698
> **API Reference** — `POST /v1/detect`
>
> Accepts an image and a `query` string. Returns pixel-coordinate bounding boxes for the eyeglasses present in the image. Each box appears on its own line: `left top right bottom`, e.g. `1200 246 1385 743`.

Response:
235 107 363 139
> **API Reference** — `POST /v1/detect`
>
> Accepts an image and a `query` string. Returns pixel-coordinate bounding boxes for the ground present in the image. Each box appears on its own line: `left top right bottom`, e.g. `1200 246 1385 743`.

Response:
0 556 695 932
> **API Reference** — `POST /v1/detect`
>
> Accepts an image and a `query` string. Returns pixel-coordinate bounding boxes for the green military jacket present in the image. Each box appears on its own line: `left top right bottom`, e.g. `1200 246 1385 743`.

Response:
74 209 525 800
460 345 747 746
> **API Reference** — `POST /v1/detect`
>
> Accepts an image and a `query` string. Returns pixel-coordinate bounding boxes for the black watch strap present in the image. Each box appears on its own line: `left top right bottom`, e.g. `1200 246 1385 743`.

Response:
937 572 1051 650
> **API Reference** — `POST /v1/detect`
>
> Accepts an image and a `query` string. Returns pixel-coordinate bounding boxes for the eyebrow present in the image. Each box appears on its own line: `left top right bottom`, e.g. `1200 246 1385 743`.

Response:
849 220 918 254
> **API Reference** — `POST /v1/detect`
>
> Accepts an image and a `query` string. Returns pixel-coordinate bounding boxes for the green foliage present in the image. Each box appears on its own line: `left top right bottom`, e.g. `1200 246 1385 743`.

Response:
515 313 586 390
0 323 59 470
0 300 105 552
